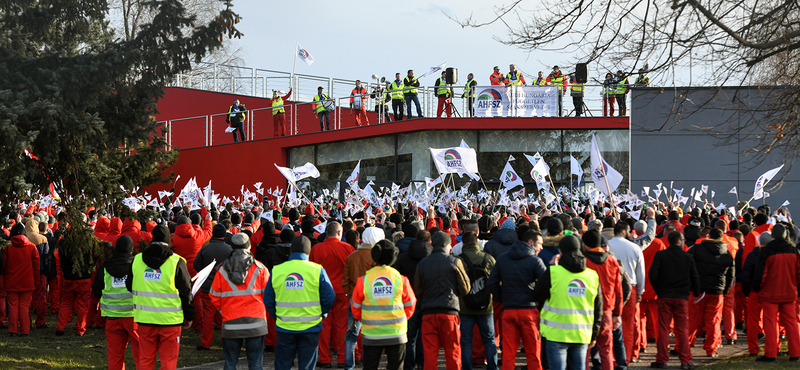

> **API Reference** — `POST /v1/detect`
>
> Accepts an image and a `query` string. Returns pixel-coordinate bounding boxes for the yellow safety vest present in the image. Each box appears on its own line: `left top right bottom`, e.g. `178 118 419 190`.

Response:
312 94 329 114
507 71 524 85
272 260 323 331
571 82 584 96
534 77 547 86
436 77 450 96
131 253 184 325
403 77 418 95
464 79 476 98
272 97 284 115
616 78 628 94
635 76 650 87
228 105 247 122
539 265 599 344
356 266 408 341
390 81 405 100
100 270 134 318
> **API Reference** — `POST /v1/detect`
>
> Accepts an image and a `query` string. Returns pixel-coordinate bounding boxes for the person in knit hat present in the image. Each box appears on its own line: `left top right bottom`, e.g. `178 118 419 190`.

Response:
211 232 271 370
193 223 233 350
92 235 140 370
126 224 195 370
350 240 416 370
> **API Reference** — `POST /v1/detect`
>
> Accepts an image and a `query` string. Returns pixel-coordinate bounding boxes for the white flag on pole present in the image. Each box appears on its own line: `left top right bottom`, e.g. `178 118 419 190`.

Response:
590 134 623 196
570 155 582 186
292 162 321 181
753 164 784 200
296 43 315 66
347 160 361 185
430 147 479 174
421 62 447 78
729 186 737 194
500 161 525 189
313 220 328 234
191 259 217 296
274 164 297 183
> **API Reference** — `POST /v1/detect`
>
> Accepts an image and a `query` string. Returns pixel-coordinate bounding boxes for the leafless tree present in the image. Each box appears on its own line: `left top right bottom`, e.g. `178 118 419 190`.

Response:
452 0 800 183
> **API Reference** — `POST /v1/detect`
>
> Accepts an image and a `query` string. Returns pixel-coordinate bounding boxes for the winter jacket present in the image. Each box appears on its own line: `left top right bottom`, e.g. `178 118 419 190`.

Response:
688 239 734 295
413 246 471 315
342 245 376 296
393 240 433 286
537 235 564 266
2 235 40 291
649 245 700 300
751 238 800 303
394 236 415 255
584 249 624 316
309 237 355 295
193 238 233 294
103 218 123 244
94 216 110 240
92 251 134 298
484 228 518 259
264 241 291 271
487 241 546 310
24 220 49 274
533 248 603 342
641 238 666 300
59 240 95 281
458 242 496 315
126 241 195 323
740 246 762 297
120 219 152 247
172 211 213 276
210 250 270 339
255 233 280 265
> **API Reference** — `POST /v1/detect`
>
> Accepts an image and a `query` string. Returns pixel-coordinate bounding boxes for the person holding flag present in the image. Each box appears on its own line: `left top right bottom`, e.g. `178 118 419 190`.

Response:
272 88 293 137
403 70 423 119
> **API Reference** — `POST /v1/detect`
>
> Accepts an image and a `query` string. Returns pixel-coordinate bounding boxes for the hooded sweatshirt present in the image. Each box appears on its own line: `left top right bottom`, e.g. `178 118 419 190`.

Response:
92 251 135 299
24 219 49 274
172 210 213 276
393 239 433 286
584 248 624 316
688 239 734 295
103 218 123 244
125 242 195 324
487 241 546 310
93 216 110 240
120 219 152 247
3 235 40 291
483 228 518 259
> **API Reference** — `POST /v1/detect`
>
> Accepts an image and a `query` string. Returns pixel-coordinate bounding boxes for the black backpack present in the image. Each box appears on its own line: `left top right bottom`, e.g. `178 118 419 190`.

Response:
458 253 492 310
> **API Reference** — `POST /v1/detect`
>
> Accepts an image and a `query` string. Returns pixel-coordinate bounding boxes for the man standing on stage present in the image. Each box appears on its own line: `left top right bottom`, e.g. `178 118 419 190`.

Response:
272 89 292 137
351 80 370 126
403 70 423 118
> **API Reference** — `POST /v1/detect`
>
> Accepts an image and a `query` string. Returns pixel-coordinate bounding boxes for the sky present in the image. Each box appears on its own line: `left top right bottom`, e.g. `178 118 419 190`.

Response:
222 0 677 87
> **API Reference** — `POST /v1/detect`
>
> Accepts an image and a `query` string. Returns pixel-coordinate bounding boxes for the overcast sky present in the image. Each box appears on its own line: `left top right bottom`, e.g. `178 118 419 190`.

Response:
223 0 693 87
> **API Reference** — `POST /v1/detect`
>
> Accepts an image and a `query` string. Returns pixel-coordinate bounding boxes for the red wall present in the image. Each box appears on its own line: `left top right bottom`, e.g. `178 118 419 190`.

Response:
148 88 629 200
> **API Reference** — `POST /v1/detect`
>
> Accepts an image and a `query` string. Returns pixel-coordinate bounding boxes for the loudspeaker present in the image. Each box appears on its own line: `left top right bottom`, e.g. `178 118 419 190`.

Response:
446 67 458 84
575 63 588 83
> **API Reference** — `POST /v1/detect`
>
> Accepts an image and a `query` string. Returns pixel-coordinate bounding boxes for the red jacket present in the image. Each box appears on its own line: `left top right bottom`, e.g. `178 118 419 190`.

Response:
641 238 667 300
210 260 270 337
119 219 152 247
585 250 624 316
3 235 40 291
103 218 123 244
94 216 110 240
752 239 800 303
172 211 213 277
309 237 356 295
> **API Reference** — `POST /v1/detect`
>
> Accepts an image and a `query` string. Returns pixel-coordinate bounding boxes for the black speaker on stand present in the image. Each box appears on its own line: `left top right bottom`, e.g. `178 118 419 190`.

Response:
575 63 588 83
445 68 458 84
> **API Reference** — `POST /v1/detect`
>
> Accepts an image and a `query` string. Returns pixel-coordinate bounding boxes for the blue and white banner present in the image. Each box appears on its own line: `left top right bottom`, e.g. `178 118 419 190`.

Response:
474 85 560 117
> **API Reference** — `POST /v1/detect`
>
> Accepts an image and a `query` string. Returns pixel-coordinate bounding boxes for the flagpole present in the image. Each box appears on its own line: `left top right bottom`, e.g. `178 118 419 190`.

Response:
291 43 298 95
547 176 563 213
594 143 617 212
289 181 327 219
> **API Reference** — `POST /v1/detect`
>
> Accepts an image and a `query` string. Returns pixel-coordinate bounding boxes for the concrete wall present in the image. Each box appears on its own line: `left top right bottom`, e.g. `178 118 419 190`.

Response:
630 87 797 211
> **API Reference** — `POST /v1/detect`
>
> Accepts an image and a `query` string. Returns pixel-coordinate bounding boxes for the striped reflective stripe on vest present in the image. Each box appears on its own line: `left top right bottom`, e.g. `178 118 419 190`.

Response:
361 317 406 326
539 318 593 331
541 306 594 316
103 292 133 299
210 266 265 298
133 291 180 299
277 315 322 322
100 303 135 311
275 301 320 308
224 321 268 331
134 304 183 313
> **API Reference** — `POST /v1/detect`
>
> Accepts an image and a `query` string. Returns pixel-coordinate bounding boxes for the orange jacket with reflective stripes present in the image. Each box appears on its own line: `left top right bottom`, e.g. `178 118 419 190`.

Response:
210 258 270 338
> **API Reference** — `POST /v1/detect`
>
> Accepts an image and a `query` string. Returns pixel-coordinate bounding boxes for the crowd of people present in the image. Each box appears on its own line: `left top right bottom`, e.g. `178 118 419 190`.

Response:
2 190 798 370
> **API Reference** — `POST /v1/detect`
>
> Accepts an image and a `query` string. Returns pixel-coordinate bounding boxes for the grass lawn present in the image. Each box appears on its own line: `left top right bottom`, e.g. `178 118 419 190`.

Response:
0 312 228 369
706 341 796 370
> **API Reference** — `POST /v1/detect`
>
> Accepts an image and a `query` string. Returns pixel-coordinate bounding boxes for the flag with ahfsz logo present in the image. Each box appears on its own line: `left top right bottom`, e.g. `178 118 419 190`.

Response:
430 147 479 175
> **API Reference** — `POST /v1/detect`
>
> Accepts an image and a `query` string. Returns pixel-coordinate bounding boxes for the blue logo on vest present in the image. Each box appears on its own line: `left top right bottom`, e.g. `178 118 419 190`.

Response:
143 267 161 282
567 279 586 297
372 276 394 299
285 273 305 290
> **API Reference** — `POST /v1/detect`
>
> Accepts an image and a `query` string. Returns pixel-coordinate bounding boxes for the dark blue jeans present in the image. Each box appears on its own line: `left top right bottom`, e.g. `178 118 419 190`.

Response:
545 339 587 370
275 331 320 370
459 314 498 370
318 111 331 131
404 95 422 118
344 306 363 370
222 336 264 370
231 121 245 142
403 310 424 370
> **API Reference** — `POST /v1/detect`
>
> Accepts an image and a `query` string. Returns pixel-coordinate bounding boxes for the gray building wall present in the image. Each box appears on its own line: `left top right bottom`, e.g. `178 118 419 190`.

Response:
631 87 797 212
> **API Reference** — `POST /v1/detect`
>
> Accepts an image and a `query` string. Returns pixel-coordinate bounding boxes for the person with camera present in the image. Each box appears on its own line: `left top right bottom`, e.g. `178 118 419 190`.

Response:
312 86 332 131
435 71 453 118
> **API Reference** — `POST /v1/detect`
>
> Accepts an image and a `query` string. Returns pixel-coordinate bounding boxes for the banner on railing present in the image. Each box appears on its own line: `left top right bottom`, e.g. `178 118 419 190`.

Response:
474 85 560 117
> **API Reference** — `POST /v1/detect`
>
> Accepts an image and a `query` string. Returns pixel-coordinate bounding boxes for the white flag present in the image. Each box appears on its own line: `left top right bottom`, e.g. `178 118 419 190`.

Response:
701 185 708 194
729 186 737 194
430 147 479 174
347 160 361 185
296 43 315 66
421 61 446 78
313 220 328 234
569 155 582 186
500 161 524 189
191 259 217 296
274 164 297 183
292 162 321 181
590 134 623 196
782 200 790 207
753 165 784 200
508 154 516 162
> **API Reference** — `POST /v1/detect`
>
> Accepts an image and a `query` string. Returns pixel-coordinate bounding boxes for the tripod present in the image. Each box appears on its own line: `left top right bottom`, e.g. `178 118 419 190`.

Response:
441 84 461 117
568 99 593 117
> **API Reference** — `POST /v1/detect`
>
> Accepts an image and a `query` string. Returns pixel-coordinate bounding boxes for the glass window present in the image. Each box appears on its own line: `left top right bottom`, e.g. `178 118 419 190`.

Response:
478 130 561 183
316 136 395 182
397 130 477 181
563 129 629 190
288 145 315 167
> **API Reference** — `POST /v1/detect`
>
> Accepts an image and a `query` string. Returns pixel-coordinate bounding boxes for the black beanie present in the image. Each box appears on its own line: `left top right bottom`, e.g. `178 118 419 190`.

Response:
115 235 134 254
291 235 311 255
371 240 399 266
212 224 227 239
559 234 583 255
547 218 564 235
151 225 170 244
772 224 787 240
582 229 602 249
280 228 295 242
10 223 25 237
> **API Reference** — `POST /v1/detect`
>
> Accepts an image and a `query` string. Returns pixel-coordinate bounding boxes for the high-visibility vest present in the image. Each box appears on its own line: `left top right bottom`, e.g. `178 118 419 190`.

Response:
272 259 323 331
272 97 285 115
100 270 134 318
616 78 628 94
374 90 388 106
550 72 564 89
403 77 418 95
507 71 524 85
635 76 650 87
228 105 246 122
210 260 270 338
356 266 408 341
534 77 547 86
131 253 184 325
312 94 329 114
571 82 584 96
436 77 449 96
539 265 599 344
464 79 476 98
490 72 505 86
390 81 405 99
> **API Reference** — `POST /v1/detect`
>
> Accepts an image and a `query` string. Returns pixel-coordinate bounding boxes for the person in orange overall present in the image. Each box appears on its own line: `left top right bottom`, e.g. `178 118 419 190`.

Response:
3 223 40 336
350 80 370 126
